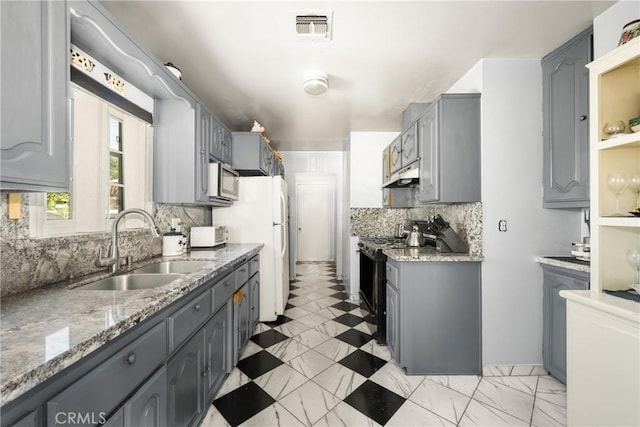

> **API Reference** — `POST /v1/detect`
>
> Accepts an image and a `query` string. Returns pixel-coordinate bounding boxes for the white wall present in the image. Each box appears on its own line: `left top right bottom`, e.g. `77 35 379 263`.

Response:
342 152 351 294
349 132 400 208
279 151 346 280
593 0 640 59
449 59 582 366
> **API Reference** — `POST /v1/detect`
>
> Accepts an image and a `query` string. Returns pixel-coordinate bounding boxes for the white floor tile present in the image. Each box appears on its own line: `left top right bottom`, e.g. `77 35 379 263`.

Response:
279 380 341 426
313 402 382 427
409 377 471 424
485 375 538 395
254 364 309 400
313 364 366 399
288 296 311 306
297 313 329 328
296 301 325 313
275 320 311 337
214 367 251 399
266 338 311 362
360 340 392 361
473 377 535 422
284 306 312 320
288 349 335 379
369 362 424 398
312 320 350 337
315 296 342 307
239 340 263 360
291 328 331 349
353 322 374 335
239 402 305 427
535 376 567 407
200 406 231 427
483 365 513 376
531 396 566 427
511 365 548 376
458 399 528 426
253 323 271 334
313 338 357 361
425 375 481 398
314 307 345 320
386 400 455 427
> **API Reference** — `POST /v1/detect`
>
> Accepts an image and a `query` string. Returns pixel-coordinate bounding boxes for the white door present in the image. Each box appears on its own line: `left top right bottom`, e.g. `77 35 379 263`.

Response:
297 182 331 261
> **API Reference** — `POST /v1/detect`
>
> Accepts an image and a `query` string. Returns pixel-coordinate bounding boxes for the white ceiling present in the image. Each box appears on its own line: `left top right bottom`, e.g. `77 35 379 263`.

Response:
101 0 614 151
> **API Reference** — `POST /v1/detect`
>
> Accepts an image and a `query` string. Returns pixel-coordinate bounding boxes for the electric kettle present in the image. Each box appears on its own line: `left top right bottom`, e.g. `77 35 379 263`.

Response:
405 225 426 247
162 229 186 256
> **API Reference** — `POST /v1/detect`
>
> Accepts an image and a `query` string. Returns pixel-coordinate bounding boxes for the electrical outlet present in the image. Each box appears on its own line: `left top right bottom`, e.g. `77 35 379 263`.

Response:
170 218 181 229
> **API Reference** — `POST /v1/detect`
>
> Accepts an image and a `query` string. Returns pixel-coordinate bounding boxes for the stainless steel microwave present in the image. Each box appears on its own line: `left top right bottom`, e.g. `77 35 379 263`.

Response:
209 163 239 201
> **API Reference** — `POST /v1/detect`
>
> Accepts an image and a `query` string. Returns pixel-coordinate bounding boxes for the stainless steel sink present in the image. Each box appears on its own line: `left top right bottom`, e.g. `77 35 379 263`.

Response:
130 260 212 275
72 273 183 291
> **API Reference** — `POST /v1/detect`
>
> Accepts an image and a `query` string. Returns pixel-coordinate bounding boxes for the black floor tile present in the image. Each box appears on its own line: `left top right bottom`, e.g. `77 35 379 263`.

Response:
329 284 344 291
343 380 406 425
330 292 348 300
332 301 360 312
338 349 387 377
213 381 276 426
328 278 339 283
333 313 364 327
263 315 293 327
290 284 299 289
363 314 374 324
285 303 295 309
251 329 290 348
236 350 284 379
335 329 373 348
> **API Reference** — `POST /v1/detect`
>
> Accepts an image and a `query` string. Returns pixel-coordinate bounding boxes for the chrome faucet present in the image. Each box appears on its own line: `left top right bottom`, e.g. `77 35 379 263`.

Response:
96 208 161 273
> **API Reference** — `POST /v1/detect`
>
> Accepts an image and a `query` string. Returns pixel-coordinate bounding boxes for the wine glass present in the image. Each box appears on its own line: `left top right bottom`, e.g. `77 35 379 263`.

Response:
628 173 640 212
603 121 626 139
606 173 629 216
626 248 640 292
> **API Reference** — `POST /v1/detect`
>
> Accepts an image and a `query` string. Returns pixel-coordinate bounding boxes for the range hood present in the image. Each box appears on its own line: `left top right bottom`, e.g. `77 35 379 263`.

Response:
383 162 419 188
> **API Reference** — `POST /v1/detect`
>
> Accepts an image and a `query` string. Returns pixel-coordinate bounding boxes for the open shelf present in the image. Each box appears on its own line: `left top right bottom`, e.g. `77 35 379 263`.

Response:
598 132 640 150
599 217 640 228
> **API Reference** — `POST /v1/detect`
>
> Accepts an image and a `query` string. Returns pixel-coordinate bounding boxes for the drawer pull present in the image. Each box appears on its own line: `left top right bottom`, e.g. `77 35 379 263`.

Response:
125 353 137 365
225 281 231 287
239 268 247 273
202 365 210 377
194 304 201 311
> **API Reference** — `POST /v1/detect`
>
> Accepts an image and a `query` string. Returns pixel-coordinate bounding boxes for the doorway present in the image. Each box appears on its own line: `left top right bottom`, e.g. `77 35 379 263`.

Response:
296 181 333 261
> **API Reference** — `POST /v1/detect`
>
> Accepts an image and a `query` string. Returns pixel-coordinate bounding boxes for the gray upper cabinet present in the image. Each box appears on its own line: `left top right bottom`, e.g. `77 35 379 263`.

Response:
389 136 402 174
0 0 69 191
400 122 419 167
382 146 391 185
541 264 589 384
231 132 273 176
196 103 211 203
542 27 592 208
209 118 232 165
417 94 481 204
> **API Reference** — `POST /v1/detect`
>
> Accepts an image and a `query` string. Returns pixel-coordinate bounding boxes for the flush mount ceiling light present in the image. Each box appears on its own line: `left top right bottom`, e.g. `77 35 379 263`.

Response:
303 73 329 96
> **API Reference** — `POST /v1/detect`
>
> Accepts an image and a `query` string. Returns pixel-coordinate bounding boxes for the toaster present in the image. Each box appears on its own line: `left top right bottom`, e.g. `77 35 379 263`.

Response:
190 226 227 248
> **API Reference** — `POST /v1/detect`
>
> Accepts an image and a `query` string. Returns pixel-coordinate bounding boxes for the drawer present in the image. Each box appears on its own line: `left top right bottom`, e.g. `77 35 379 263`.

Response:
212 271 235 313
236 262 249 288
249 255 259 278
47 322 166 426
386 262 399 287
168 290 212 352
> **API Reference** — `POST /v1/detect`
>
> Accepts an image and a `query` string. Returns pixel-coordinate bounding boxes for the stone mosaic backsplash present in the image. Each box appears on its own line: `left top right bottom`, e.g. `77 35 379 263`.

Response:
0 192 210 297
350 202 482 256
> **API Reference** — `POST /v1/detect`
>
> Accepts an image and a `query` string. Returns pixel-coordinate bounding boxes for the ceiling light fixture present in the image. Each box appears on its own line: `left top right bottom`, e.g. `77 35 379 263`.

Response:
303 73 329 96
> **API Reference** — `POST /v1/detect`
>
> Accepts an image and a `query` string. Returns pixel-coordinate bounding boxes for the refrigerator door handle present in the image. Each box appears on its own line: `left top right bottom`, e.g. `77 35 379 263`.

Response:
281 223 287 259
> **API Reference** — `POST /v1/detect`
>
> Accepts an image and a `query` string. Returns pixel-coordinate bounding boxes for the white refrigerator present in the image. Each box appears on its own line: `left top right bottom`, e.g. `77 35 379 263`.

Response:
213 175 290 321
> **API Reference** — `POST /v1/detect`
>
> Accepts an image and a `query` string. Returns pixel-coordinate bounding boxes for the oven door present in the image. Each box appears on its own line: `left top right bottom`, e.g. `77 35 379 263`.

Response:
359 244 375 314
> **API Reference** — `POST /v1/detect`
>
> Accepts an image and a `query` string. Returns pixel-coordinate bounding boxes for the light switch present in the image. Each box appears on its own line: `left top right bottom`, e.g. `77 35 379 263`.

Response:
8 193 21 219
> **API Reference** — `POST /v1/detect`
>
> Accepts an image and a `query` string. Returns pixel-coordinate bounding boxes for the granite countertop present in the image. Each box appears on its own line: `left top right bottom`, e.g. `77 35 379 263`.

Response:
536 256 590 273
0 243 263 406
383 246 483 262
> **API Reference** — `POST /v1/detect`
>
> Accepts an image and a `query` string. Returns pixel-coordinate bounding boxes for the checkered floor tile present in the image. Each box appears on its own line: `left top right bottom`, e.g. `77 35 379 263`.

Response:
201 262 566 427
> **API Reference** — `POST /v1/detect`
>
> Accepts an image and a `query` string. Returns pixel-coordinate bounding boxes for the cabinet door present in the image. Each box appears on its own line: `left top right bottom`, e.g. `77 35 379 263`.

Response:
400 123 419 167
249 275 260 332
382 146 391 185
221 128 232 165
386 283 400 362
167 330 205 427
0 0 69 190
233 284 250 365
542 29 591 208
124 367 167 427
543 268 589 384
195 105 210 203
417 105 439 203
209 119 226 163
259 141 271 175
204 304 230 401
389 137 402 174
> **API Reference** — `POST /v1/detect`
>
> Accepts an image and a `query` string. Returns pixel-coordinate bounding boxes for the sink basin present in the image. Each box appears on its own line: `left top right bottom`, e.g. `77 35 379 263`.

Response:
72 273 183 291
130 260 212 274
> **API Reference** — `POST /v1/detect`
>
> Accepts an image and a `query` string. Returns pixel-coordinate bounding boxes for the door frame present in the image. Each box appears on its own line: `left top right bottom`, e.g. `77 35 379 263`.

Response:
295 173 336 263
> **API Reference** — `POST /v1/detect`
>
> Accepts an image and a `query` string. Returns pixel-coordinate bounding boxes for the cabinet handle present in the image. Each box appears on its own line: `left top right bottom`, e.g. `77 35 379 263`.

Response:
125 353 136 365
202 365 210 377
194 304 201 311
240 268 247 273
225 281 231 287
579 115 587 121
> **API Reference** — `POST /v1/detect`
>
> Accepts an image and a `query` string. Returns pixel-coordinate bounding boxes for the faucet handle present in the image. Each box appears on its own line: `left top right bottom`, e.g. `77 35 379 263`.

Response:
95 248 117 268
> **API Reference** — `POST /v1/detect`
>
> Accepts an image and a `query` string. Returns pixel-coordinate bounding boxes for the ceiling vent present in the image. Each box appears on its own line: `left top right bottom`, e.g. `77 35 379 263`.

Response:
293 11 333 40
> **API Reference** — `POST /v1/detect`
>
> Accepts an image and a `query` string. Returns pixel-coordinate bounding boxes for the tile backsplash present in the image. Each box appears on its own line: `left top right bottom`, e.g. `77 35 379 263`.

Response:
0 192 210 297
350 202 483 256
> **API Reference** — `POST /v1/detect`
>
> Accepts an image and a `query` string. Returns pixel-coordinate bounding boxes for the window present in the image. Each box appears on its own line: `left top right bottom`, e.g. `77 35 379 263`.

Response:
30 85 153 237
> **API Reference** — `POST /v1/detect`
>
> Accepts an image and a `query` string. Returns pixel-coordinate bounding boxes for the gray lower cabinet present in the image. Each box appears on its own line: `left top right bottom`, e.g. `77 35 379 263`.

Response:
417 94 481 204
204 304 231 402
231 132 274 176
0 0 69 191
387 259 481 374
167 329 205 427
10 410 40 427
542 27 592 208
103 408 124 427
233 283 251 365
541 264 589 384
123 367 167 427
249 274 260 331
